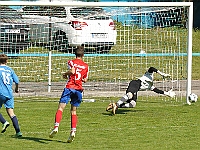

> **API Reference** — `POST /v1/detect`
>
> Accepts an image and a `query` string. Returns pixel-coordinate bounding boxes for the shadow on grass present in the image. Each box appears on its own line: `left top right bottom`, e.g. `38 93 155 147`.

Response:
103 109 145 116
11 135 66 144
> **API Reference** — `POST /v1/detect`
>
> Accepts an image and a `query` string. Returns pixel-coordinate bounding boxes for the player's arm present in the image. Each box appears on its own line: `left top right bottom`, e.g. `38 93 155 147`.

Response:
152 87 164 94
15 83 19 93
82 66 89 83
82 78 88 83
12 72 19 93
151 86 176 98
63 67 75 79
148 67 171 78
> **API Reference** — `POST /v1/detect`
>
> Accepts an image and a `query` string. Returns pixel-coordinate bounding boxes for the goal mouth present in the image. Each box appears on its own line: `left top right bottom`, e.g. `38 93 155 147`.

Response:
0 1 194 105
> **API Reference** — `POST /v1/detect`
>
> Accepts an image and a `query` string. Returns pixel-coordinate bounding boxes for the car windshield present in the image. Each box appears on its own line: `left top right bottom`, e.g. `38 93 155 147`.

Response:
70 7 105 18
21 6 67 18
0 6 24 23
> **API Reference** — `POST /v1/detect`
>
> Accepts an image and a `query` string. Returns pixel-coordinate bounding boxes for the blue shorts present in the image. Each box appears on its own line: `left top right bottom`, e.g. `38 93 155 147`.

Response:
0 95 14 109
59 88 83 107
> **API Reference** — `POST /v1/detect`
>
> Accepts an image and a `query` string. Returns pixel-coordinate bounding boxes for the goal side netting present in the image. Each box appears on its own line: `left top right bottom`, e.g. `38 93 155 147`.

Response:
0 1 193 104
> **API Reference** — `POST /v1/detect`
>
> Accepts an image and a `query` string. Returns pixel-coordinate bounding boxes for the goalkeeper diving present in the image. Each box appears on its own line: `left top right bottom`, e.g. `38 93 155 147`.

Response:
106 67 176 115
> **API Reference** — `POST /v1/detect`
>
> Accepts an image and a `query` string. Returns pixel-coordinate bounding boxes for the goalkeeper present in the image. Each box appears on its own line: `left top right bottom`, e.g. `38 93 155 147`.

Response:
106 67 176 115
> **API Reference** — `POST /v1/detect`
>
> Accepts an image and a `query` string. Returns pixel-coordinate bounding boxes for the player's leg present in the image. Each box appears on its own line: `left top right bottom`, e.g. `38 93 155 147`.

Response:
0 95 10 133
110 92 132 115
49 102 66 138
120 93 137 108
6 108 22 137
67 89 82 143
67 105 77 143
112 94 136 115
112 92 133 115
117 80 140 107
0 113 10 133
106 80 138 113
4 97 22 137
111 103 118 115
49 88 69 138
106 103 113 111
116 92 133 107
112 80 140 115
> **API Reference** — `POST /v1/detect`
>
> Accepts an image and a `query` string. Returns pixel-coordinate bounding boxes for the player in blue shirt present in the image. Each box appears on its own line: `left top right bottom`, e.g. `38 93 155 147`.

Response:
0 54 22 137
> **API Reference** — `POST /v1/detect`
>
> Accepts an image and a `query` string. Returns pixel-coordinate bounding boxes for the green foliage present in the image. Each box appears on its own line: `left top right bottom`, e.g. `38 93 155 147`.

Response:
0 96 199 150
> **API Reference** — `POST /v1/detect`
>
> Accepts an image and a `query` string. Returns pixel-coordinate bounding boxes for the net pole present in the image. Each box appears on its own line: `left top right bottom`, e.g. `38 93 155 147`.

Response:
48 5 52 92
186 3 193 105
48 50 52 92
48 0 52 93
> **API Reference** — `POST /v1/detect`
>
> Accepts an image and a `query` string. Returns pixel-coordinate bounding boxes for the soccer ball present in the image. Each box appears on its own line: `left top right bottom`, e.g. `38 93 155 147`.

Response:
189 93 198 103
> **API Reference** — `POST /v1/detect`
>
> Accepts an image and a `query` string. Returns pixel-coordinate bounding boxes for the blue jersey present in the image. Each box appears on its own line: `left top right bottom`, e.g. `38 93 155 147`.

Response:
0 65 19 99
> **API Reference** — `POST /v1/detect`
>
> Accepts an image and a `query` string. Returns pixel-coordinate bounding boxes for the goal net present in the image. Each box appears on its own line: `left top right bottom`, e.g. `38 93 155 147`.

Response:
0 1 193 104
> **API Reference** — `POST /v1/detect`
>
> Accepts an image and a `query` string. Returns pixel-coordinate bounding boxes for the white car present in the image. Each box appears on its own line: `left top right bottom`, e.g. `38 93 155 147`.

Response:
18 5 117 53
0 6 30 52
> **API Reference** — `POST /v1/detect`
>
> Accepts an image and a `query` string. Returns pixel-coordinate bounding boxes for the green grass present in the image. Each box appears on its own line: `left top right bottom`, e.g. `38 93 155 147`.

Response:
0 96 199 150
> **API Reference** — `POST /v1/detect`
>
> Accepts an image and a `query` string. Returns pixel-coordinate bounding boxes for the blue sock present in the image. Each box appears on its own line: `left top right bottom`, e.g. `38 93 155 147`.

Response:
11 116 20 133
0 113 6 124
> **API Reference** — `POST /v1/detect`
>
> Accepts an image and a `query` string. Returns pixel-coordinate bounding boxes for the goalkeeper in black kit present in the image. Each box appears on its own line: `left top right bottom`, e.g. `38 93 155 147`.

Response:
106 67 176 115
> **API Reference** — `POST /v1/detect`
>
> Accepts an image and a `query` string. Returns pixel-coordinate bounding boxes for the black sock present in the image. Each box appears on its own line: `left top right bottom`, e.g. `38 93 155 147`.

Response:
0 113 6 124
11 116 20 133
117 96 128 107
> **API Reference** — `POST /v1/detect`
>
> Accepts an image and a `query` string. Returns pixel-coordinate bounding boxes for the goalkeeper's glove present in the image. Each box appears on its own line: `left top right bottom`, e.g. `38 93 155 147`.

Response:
157 70 171 79
164 89 176 98
162 73 171 78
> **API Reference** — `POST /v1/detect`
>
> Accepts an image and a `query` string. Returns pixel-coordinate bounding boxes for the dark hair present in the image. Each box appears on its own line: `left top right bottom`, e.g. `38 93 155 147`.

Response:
75 46 84 57
0 54 8 64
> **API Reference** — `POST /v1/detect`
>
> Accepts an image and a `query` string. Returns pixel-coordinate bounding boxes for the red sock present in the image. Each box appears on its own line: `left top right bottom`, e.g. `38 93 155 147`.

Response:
54 110 62 128
71 114 77 131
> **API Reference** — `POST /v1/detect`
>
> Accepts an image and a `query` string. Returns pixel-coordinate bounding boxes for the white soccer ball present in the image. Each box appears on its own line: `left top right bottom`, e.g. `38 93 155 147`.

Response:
189 93 198 103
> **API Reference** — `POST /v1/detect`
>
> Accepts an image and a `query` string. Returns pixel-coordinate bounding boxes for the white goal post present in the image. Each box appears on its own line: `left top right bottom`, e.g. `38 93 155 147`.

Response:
0 1 193 105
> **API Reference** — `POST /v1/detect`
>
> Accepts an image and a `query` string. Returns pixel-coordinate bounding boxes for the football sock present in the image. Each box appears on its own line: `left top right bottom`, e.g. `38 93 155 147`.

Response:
120 103 128 108
121 102 135 108
11 116 20 133
54 110 62 128
0 113 6 124
117 94 129 107
71 115 77 131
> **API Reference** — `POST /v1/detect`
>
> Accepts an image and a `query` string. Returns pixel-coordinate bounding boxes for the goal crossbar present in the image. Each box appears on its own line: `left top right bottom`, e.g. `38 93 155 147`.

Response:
0 1 193 7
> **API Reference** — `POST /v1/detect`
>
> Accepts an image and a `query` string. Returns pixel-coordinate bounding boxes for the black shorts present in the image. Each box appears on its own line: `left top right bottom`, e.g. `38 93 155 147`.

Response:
126 79 141 94
126 79 141 101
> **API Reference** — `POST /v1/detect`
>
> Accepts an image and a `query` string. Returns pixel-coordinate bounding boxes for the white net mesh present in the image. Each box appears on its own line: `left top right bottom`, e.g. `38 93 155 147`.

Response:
0 1 193 104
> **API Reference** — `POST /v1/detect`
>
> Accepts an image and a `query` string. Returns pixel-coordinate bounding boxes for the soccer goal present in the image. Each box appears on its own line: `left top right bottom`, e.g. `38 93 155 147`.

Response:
0 1 194 105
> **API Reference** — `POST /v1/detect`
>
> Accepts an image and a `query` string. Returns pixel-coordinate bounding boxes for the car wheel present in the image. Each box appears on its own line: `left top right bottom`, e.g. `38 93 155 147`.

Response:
53 30 68 51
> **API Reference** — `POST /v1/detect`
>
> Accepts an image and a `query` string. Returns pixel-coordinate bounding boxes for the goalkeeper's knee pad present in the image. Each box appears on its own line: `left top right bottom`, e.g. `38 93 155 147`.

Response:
127 92 133 99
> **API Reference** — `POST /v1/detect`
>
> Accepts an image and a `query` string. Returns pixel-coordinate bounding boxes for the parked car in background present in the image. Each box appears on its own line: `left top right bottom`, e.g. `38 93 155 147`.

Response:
18 4 117 53
0 6 30 53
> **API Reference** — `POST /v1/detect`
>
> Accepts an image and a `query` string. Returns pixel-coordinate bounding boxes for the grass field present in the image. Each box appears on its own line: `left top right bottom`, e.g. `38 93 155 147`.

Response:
0 96 199 150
